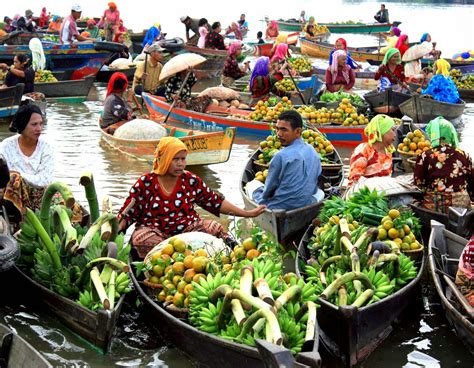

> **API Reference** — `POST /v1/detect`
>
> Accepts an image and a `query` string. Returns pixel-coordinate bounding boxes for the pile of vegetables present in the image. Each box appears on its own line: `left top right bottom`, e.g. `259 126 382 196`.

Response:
319 91 365 106
17 172 131 311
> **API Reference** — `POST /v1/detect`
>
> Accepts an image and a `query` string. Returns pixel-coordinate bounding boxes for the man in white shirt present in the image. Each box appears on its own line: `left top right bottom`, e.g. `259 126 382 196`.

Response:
60 4 91 44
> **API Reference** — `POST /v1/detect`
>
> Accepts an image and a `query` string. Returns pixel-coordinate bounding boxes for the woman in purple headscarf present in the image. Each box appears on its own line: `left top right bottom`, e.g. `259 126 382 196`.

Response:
380 26 401 54
325 50 355 92
249 56 285 104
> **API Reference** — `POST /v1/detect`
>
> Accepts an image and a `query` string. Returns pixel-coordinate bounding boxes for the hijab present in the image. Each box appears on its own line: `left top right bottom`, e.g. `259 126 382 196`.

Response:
382 48 401 66
250 56 269 89
434 58 450 77
420 33 429 43
330 49 350 84
392 27 401 37
231 22 243 40
106 72 128 97
395 34 408 49
228 41 242 56
426 117 459 148
270 20 278 30
364 114 395 152
152 137 188 175
335 38 347 51
271 43 288 62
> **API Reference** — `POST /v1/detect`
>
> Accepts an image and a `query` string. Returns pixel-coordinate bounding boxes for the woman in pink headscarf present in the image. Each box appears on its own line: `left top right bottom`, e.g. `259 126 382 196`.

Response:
265 20 279 39
271 43 290 63
221 41 250 87
325 49 355 92
38 7 49 28
395 34 409 58
225 22 243 41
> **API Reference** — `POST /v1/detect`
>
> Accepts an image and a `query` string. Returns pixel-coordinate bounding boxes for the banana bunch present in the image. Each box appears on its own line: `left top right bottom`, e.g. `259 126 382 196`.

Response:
115 271 132 294
363 268 395 303
77 290 94 309
34 70 58 83
193 299 223 334
17 220 41 265
392 254 417 289
278 308 306 354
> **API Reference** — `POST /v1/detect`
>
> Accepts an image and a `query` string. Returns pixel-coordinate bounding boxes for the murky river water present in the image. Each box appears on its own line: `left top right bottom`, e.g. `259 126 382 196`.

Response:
1 0 474 366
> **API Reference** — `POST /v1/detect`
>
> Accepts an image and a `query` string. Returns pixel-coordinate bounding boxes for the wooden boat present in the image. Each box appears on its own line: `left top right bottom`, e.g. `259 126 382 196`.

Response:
239 147 344 244
428 221 474 354
296 224 425 367
0 83 24 119
35 76 95 102
0 324 52 367
183 44 229 79
96 66 136 83
12 265 125 353
367 57 474 69
100 119 236 166
399 95 466 124
143 92 367 146
130 263 322 368
270 18 397 34
409 204 473 238
458 88 474 101
0 42 120 80
363 89 412 116
246 42 274 57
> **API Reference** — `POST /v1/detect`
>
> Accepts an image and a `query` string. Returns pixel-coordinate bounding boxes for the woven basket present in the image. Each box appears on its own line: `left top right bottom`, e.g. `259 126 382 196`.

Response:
401 244 424 261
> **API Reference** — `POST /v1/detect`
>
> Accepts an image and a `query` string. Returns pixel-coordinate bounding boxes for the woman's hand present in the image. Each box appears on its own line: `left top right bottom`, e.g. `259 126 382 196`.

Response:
245 205 266 217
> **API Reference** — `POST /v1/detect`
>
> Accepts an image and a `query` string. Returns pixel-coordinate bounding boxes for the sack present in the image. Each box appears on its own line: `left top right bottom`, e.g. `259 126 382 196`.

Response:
110 57 134 69
114 119 168 140
198 86 240 101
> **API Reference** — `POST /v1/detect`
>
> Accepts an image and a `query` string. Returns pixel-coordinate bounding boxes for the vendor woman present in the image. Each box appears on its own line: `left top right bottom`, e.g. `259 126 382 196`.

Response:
414 117 473 214
325 49 355 92
249 56 285 105
118 137 266 258
348 114 396 186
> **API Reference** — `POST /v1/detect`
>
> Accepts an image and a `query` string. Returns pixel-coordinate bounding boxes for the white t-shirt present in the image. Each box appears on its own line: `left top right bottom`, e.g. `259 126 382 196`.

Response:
0 135 54 187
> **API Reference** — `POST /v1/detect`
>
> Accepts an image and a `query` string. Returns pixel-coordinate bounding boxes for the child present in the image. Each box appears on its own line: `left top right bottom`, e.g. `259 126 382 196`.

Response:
257 31 265 44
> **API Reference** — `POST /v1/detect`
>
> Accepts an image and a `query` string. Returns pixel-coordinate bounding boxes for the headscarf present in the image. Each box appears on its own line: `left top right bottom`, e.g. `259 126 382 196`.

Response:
10 104 43 133
152 137 188 175
113 32 124 43
143 26 160 47
106 72 128 97
425 116 459 148
420 33 429 43
308 16 315 24
154 22 160 29
434 58 450 77
52 15 60 23
86 18 96 26
270 20 278 30
382 48 401 65
250 56 269 89
330 49 350 84
335 38 347 51
271 43 288 62
392 27 401 37
41 8 47 17
228 41 242 56
274 33 288 46
108 2 117 9
231 22 243 40
395 34 408 49
364 114 395 152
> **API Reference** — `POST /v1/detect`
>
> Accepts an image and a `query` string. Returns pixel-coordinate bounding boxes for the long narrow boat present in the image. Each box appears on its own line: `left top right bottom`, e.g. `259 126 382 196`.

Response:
100 119 236 166
300 38 385 62
367 57 474 69
0 42 119 80
0 324 52 367
296 224 425 367
96 66 136 83
428 221 474 354
269 18 396 34
12 265 125 353
239 147 344 244
363 89 412 116
399 95 466 124
34 76 95 102
129 263 322 368
0 84 24 119
143 93 366 146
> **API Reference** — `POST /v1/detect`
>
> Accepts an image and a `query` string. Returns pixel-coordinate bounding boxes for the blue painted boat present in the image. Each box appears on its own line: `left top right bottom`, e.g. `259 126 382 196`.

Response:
0 84 24 119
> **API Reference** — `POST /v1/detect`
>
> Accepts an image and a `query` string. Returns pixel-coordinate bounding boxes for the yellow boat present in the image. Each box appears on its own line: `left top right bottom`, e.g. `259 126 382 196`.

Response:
99 119 236 166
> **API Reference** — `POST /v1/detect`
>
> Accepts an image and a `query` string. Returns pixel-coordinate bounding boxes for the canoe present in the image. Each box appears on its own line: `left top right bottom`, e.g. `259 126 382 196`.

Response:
0 83 24 119
409 204 473 238
129 263 322 368
100 119 236 166
143 92 367 146
239 147 344 244
0 324 52 367
367 57 474 69
428 221 474 354
34 76 95 102
0 42 119 80
319 22 397 34
12 265 125 353
458 88 474 101
246 42 274 57
363 89 412 116
399 95 466 124
96 66 136 83
296 223 425 367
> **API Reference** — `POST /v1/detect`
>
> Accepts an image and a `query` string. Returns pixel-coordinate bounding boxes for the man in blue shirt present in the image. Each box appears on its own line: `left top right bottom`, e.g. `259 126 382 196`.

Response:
252 110 322 210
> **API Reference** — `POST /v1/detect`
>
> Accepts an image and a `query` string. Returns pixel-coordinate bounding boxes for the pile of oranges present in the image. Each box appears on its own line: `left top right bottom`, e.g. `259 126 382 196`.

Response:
248 97 293 122
397 129 431 156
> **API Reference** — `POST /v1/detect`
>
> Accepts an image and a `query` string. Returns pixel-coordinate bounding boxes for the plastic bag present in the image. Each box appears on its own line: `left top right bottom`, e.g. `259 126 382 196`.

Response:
114 119 168 140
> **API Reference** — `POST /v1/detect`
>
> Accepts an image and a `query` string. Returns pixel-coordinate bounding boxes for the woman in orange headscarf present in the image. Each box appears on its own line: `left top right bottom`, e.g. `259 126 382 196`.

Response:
118 137 266 258
101 72 132 129
99 2 120 41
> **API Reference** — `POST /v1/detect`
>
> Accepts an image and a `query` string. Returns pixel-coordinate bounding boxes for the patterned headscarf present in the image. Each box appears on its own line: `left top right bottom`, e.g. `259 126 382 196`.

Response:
434 58 451 77
420 33 429 43
153 137 188 175
395 34 408 49
392 27 401 37
228 41 242 56
382 48 401 65
330 49 350 84
250 56 269 89
335 38 347 51
364 114 395 152
106 72 128 97
426 116 459 148
271 43 288 62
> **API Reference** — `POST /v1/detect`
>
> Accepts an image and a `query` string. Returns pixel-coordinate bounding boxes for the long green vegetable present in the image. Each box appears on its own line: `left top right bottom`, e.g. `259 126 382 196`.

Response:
79 172 100 223
53 205 77 250
39 182 75 232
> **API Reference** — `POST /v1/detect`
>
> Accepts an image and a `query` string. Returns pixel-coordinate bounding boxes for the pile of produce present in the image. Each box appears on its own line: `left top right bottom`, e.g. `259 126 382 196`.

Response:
200 87 250 109
332 20 364 25
287 57 313 73
254 169 269 183
275 78 296 93
450 69 474 90
397 129 431 156
300 188 421 306
16 173 131 311
312 24 329 34
34 70 58 83
247 97 293 122
319 91 365 106
297 98 369 126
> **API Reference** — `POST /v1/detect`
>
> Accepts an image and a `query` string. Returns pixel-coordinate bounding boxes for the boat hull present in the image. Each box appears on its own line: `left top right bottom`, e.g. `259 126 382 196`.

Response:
0 84 24 119
320 22 393 34
13 266 125 353
399 95 466 124
35 76 95 101
100 121 236 166
96 67 136 83
300 38 384 62
363 89 412 116
458 88 474 101
183 45 228 79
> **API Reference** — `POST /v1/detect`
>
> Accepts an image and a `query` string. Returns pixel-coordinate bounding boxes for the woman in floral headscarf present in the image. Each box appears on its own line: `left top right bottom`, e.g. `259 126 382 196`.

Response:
348 114 396 186
414 117 473 213
325 49 355 92
221 41 250 87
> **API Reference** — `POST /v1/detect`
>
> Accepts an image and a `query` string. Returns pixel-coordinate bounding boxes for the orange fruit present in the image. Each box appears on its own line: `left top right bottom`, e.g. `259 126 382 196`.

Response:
172 262 185 275
162 243 174 256
246 249 261 260
195 249 208 257
183 268 196 283
409 142 417 151
388 228 399 239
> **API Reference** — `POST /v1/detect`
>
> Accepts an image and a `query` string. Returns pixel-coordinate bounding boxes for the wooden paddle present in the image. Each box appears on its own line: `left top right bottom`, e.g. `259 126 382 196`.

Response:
163 70 192 123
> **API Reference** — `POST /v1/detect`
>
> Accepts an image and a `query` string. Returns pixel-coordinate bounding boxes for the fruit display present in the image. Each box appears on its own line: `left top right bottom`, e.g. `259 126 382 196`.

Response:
254 169 269 183
312 24 329 34
450 69 474 90
287 57 313 73
375 208 423 251
275 78 296 93
319 90 365 106
35 69 58 83
397 129 431 156
248 97 294 122
297 98 369 126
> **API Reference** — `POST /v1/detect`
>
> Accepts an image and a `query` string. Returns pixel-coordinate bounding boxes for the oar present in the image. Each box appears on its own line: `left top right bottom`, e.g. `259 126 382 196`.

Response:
141 52 149 109
284 58 306 105
163 70 192 123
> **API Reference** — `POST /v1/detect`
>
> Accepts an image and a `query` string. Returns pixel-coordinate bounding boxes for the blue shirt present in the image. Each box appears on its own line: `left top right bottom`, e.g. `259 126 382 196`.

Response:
252 138 322 210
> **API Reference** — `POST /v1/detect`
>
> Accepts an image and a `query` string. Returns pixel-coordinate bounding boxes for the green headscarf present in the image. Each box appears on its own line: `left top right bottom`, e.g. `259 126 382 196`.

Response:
425 116 459 148
382 48 401 65
364 114 395 152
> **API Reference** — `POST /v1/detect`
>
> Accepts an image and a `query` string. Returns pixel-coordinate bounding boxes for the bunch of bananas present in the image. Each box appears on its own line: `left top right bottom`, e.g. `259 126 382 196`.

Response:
34 70 58 83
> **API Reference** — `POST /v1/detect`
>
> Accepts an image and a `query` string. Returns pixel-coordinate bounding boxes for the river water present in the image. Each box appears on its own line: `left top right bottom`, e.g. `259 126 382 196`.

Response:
1 1 474 367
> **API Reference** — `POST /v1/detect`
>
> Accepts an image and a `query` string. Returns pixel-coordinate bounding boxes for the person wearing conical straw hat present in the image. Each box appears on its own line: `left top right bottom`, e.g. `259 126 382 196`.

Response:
118 137 266 258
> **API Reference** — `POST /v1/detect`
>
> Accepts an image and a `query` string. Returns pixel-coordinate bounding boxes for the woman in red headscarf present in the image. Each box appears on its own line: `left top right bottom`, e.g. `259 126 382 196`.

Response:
265 20 279 39
328 38 358 69
101 72 132 129
395 34 409 58
99 2 120 41
38 7 49 28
